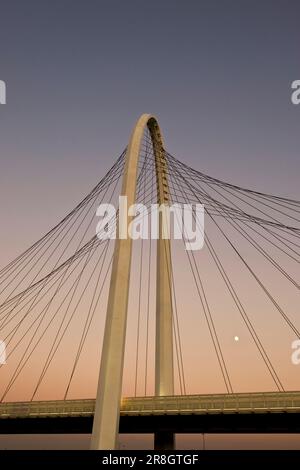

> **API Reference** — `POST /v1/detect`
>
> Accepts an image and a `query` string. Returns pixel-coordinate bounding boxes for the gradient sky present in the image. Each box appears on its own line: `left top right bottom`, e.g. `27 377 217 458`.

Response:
0 0 299 255
0 0 299 449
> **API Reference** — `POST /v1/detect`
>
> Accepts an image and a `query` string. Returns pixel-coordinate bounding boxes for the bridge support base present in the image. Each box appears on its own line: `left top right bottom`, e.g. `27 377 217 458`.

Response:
154 432 175 450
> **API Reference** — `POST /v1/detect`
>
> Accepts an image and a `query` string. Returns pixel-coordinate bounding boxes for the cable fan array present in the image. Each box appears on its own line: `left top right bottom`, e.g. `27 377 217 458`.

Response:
0 129 299 401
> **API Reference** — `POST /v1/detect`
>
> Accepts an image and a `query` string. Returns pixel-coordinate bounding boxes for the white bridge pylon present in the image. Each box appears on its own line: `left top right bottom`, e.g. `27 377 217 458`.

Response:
90 114 174 450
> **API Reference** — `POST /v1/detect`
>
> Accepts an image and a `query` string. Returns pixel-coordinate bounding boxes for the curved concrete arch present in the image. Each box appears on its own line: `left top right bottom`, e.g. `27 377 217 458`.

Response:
91 114 174 450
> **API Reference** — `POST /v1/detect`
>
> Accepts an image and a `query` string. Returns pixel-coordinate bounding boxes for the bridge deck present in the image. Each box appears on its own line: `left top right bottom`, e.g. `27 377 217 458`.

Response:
1 391 300 434
1 391 300 418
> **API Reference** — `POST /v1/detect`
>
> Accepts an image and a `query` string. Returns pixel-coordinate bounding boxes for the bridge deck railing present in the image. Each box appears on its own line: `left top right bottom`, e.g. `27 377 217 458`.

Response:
1 392 300 419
